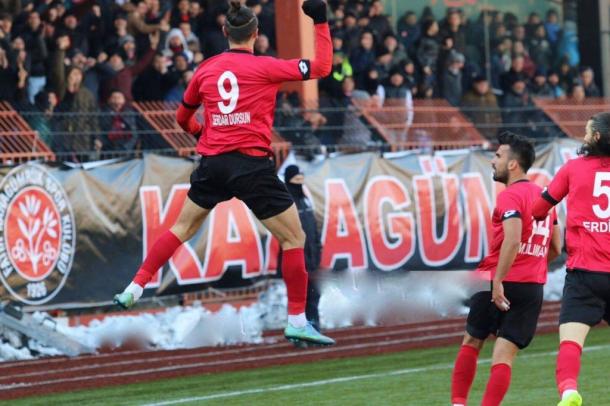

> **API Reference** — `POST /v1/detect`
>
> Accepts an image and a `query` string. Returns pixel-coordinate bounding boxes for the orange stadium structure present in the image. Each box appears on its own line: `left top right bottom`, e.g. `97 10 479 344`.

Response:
0 102 54 164
534 98 610 139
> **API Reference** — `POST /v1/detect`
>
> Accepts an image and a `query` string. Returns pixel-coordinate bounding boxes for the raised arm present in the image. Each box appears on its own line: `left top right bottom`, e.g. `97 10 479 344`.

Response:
262 0 332 83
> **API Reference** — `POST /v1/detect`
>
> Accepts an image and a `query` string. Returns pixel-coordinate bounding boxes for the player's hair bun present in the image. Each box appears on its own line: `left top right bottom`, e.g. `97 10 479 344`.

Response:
229 0 242 14
225 0 258 43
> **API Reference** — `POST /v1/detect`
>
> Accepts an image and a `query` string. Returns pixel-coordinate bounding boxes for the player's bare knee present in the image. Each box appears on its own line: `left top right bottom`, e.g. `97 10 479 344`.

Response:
462 334 484 350
279 227 306 250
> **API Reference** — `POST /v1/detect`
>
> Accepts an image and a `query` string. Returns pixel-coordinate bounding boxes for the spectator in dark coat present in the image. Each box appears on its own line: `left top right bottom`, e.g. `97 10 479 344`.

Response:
98 31 159 104
500 54 528 94
440 50 464 106
461 75 502 139
439 8 466 54
20 11 47 103
501 75 535 136
528 24 552 70
580 67 601 97
97 89 138 154
367 0 393 42
416 19 439 77
201 7 228 57
283 165 322 331
396 11 420 53
530 68 554 99
350 31 376 89
133 52 175 101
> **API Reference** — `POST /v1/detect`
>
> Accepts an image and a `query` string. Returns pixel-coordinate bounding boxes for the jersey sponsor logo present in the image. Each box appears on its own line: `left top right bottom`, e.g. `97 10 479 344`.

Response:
298 59 311 80
0 164 76 304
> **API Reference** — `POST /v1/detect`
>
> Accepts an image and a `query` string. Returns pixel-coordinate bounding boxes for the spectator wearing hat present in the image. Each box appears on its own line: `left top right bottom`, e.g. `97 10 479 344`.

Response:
501 74 535 136
461 74 502 139
547 70 565 99
530 68 554 99
163 27 193 63
341 11 361 55
281 165 322 332
440 50 464 106
98 30 159 104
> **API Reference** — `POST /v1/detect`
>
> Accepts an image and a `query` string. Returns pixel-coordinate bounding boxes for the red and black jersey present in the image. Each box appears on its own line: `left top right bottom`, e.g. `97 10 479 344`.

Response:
536 156 610 273
177 23 332 156
478 180 557 284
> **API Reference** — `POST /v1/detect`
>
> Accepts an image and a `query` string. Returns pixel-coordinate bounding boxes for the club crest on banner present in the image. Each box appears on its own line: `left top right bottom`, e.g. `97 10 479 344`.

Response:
0 164 76 305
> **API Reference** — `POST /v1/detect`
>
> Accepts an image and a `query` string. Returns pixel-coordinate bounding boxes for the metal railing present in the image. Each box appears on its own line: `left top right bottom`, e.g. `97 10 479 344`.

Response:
1 98 598 166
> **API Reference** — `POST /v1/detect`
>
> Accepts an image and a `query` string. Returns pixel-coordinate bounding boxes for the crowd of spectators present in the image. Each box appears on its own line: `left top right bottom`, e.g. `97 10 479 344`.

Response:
0 0 602 154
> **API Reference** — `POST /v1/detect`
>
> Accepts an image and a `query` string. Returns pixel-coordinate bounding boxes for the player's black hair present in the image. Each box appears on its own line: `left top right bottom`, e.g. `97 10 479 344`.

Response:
225 0 258 44
579 112 610 157
497 131 535 172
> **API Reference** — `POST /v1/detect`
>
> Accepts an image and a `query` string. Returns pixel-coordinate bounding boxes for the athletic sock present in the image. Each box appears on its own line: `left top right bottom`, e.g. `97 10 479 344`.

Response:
481 363 511 406
451 345 480 405
133 230 182 288
288 313 307 328
281 248 308 315
556 340 582 396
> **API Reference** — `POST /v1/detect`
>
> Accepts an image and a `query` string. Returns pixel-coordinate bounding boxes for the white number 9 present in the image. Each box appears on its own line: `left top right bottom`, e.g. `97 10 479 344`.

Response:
217 71 239 115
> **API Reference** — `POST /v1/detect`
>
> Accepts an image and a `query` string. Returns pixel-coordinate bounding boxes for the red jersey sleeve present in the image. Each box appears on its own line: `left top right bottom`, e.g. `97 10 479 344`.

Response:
261 23 332 83
182 72 202 108
496 190 522 221
544 161 570 205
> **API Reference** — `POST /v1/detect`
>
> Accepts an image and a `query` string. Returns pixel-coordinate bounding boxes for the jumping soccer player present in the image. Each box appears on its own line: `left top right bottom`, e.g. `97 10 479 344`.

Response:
114 0 335 346
532 112 610 406
451 132 561 406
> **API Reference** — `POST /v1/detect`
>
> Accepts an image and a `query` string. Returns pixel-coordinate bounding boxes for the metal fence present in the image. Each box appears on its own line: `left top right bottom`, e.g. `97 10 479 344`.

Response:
2 97 607 165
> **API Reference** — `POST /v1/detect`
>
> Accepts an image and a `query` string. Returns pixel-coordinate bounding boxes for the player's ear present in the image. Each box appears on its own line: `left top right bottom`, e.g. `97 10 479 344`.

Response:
594 131 602 142
222 25 229 38
252 28 259 41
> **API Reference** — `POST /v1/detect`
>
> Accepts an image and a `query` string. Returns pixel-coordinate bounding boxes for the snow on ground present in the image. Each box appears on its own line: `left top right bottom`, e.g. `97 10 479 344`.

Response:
0 269 568 362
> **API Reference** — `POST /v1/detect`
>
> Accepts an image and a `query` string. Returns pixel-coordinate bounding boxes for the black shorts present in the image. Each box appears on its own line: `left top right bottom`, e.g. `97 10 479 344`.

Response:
466 282 543 349
187 152 294 220
559 269 610 326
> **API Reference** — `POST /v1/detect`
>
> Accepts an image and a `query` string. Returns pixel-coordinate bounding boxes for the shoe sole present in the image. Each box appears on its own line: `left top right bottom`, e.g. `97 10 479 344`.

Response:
284 336 336 347
113 298 130 310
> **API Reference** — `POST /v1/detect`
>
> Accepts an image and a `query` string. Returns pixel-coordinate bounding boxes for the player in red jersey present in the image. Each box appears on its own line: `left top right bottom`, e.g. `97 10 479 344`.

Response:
114 0 335 346
451 132 561 406
532 112 610 406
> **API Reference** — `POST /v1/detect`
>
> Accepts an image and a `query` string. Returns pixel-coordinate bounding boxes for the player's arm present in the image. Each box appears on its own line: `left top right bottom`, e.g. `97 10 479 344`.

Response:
176 73 203 138
548 222 562 263
492 214 522 311
533 163 570 220
262 0 332 83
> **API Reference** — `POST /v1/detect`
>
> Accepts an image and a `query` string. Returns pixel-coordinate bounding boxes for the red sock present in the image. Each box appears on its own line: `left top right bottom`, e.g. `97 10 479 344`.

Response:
281 248 308 315
451 345 480 405
133 230 182 287
481 363 511 406
556 340 582 395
